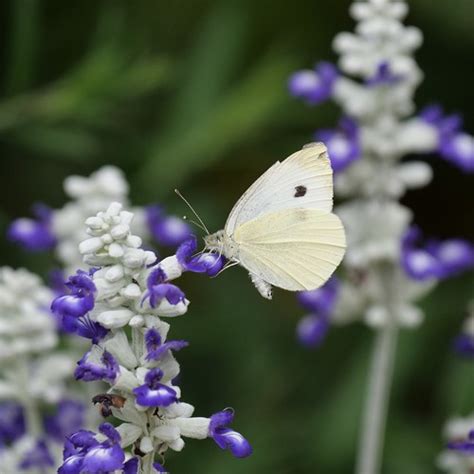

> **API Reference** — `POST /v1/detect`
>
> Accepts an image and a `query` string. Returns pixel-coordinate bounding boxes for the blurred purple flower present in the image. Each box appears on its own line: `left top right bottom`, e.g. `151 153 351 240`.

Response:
448 429 474 455
0 402 25 446
146 205 192 247
366 62 403 86
7 203 56 251
401 226 474 280
288 62 339 104
315 117 360 172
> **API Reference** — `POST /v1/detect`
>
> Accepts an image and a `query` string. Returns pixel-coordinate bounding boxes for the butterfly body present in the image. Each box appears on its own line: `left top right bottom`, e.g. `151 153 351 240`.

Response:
204 143 346 299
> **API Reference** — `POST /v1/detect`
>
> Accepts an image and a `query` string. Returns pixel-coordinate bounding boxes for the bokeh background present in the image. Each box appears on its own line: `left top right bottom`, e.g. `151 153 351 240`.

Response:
0 1 473 472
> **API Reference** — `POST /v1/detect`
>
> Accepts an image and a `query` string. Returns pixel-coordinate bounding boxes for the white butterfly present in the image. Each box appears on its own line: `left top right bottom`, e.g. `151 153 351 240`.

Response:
200 142 346 299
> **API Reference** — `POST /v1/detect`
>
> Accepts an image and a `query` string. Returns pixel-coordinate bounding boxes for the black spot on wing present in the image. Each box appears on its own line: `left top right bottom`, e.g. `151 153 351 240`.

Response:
294 185 307 197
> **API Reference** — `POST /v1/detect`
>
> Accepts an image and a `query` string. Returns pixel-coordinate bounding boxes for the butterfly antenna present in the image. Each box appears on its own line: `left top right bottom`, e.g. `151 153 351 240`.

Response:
174 189 210 235
182 216 207 233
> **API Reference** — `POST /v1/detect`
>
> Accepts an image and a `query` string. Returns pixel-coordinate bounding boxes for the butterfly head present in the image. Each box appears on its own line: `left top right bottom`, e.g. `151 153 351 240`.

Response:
203 230 226 252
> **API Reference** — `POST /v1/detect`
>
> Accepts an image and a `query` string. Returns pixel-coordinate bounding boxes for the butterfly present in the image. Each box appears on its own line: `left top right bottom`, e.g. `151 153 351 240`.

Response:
183 142 346 299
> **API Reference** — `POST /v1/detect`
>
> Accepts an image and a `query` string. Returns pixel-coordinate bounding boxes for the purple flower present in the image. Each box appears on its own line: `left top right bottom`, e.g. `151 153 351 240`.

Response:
296 277 339 348
133 368 178 407
288 62 339 104
297 315 330 348
420 105 473 173
209 409 252 458
143 267 186 308
52 270 108 343
59 424 127 474
19 440 54 470
366 62 403 86
453 334 474 358
297 277 339 315
75 349 119 383
315 117 360 172
177 235 225 276
0 402 25 446
153 462 168 473
44 399 85 442
145 328 189 362
401 226 474 280
7 203 56 251
448 429 474 455
146 205 193 247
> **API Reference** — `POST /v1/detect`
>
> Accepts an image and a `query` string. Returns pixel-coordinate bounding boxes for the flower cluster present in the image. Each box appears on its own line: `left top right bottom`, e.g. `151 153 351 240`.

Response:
289 0 474 337
438 414 474 473
52 202 250 473
0 267 85 472
8 166 192 273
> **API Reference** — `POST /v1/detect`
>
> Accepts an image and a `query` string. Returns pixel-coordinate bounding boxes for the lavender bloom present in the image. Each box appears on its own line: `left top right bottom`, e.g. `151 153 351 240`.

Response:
44 399 86 442
288 62 339 104
420 105 474 173
74 349 119 383
144 267 186 308
177 235 225 276
59 424 128 474
133 368 178 407
146 205 193 247
7 203 56 251
401 226 474 280
296 277 339 348
0 402 25 446
145 328 189 362
52 270 108 342
454 334 474 358
448 429 474 455
209 409 252 458
315 117 360 172
18 440 55 470
366 62 403 86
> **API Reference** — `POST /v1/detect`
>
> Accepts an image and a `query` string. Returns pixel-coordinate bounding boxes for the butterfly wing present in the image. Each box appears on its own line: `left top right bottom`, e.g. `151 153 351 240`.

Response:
225 143 333 236
234 208 345 291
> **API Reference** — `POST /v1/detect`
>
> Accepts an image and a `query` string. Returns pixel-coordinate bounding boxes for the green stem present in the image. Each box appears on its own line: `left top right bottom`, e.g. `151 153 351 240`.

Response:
355 319 398 474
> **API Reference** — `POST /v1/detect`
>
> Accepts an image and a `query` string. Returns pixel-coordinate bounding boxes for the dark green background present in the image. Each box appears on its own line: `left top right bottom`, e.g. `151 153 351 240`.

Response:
0 1 472 472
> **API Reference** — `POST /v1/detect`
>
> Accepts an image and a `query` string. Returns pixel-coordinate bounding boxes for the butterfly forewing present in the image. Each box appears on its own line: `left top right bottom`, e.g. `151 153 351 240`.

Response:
225 143 333 236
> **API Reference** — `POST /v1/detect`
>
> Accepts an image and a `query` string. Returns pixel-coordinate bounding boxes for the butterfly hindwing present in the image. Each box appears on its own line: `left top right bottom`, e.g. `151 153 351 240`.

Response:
225 143 333 236
234 208 346 291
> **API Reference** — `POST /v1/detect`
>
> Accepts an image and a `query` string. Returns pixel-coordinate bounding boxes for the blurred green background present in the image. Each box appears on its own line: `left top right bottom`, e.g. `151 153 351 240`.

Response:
0 1 473 472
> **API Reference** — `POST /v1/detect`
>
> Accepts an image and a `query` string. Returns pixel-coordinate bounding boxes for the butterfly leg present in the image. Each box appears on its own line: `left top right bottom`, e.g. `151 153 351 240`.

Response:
249 273 272 300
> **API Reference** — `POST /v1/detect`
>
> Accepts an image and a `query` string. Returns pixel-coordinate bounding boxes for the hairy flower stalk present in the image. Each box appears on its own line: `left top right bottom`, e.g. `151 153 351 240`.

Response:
0 267 85 472
8 166 192 274
290 0 474 472
52 202 251 473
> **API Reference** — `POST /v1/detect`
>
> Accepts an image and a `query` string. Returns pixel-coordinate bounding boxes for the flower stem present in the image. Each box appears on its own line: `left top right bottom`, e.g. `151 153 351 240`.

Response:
355 319 398 474
17 358 41 437
141 453 155 474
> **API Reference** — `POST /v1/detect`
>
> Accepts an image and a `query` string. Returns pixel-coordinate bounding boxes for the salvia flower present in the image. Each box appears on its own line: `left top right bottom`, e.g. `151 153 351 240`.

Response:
133 368 179 407
177 235 225 276
401 226 474 281
0 402 25 446
145 328 189 362
314 117 360 172
366 61 403 86
288 61 339 104
144 267 186 308
209 409 253 458
453 304 474 359
75 347 119 383
44 399 86 442
420 105 474 173
59 423 132 474
18 439 55 471
448 430 474 455
296 277 340 348
7 203 56 252
146 205 192 247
